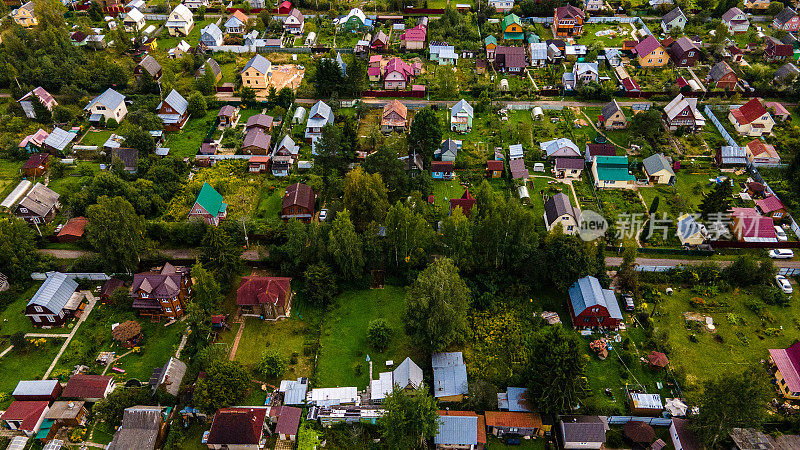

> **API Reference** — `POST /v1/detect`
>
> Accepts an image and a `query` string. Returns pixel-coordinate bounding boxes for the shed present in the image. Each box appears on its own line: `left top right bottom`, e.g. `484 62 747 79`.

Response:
292 107 307 124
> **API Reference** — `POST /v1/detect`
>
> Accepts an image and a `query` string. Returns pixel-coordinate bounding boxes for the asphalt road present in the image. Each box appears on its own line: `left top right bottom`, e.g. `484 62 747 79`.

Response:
605 256 800 269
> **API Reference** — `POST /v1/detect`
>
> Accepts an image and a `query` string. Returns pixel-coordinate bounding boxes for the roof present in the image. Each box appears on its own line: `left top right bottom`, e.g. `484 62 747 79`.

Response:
201 23 223 43
246 114 274 130
383 99 408 125
556 157 582 171
560 416 607 444
530 42 547 60
219 105 236 118
194 182 227 216
108 406 162 450
441 138 459 158
112 148 138 171
776 6 797 25
670 36 698 55
643 153 674 176
509 158 528 179
767 101 791 117
541 138 580 158
27 272 78 313
150 357 186 396
495 45 527 68
505 387 532 412
485 411 542 429
308 386 359 405
282 183 315 212
664 94 704 124
0 401 48 431
289 8 304 22
18 182 59 218
225 10 248 28
279 378 308 405
432 352 468 398
555 4 584 20
23 153 49 170
601 100 622 122
160 90 188 116
275 406 301 436
101 278 124 297
393 357 423 388
630 392 663 411
243 128 271 151
634 35 662 57
138 55 161 78
755 195 785 214
241 54 272 75
568 275 623 319
544 192 577 228
85 88 125 111
57 216 88 239
19 87 57 110
747 139 780 159
487 159 503 171
45 401 86 420
722 6 744 22
731 98 768 125
237 276 292 307
501 13 522 30
131 264 187 301
167 3 193 23
586 143 616 159
671 418 701 450
207 408 267 445
625 420 655 443
384 57 414 80
308 101 333 128
775 64 800 82
13 380 59 398
44 127 77 151
708 61 734 82
435 415 478 446
63 375 113 399
677 214 707 241
431 161 454 172
662 6 685 23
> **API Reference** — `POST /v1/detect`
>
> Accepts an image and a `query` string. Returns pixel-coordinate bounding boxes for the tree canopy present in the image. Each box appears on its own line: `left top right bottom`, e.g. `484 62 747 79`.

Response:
378 387 440 449
86 196 146 274
524 325 587 414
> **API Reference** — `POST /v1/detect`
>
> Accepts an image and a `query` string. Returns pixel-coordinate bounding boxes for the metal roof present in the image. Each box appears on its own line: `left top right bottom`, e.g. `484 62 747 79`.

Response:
13 379 59 397
451 99 473 118
27 272 79 313
279 377 308 405
241 54 272 75
568 276 623 320
160 90 188 116
44 128 77 151
393 357 423 389
642 153 674 176
435 415 478 446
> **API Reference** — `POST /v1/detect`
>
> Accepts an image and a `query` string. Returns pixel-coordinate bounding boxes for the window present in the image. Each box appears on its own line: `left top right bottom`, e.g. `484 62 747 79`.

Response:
32 315 41 322
176 305 181 312
35 306 42 312
47 315 55 323
165 307 173 313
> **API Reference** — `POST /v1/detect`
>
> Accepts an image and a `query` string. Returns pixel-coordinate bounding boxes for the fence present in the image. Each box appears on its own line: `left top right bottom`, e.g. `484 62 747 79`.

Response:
607 416 673 426
586 16 641 23
703 105 739 148
709 240 800 248
31 272 111 281
635 265 677 272
143 14 168 20
363 90 426 98
403 7 445 14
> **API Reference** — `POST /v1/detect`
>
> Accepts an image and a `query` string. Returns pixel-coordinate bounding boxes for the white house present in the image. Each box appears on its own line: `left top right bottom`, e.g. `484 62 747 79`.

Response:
488 0 514 12
305 101 334 141
123 8 145 32
84 88 127 123
165 4 194 36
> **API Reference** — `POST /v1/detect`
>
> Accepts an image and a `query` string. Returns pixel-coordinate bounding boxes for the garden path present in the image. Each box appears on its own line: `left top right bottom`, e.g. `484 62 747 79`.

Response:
42 292 97 379
531 174 581 213
0 345 12 358
229 316 246 361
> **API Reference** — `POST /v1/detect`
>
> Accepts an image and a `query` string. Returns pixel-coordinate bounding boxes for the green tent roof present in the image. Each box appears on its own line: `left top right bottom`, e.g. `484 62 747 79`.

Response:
195 182 227 215
502 13 522 30
485 35 497 45
595 156 635 182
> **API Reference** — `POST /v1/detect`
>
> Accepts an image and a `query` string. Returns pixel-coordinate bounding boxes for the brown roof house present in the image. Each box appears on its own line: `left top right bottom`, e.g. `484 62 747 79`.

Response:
134 55 163 82
662 94 705 132
485 411 543 439
494 46 528 74
559 416 607 449
14 182 59 224
381 99 408 133
237 276 293 320
245 114 274 133
217 105 239 127
22 153 50 177
62 375 115 403
242 129 272 155
149 357 187 396
42 400 88 439
667 37 700 67
56 216 88 243
280 183 316 222
131 263 191 320
206 407 268 449
706 61 737 90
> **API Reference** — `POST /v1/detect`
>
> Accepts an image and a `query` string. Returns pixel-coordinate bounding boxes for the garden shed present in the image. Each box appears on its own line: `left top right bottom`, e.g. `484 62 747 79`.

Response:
112 320 143 348
292 107 307 124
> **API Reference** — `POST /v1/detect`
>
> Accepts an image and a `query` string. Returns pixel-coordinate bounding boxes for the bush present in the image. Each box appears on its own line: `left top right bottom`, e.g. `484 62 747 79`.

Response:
367 318 393 352
257 350 287 379
761 285 790 307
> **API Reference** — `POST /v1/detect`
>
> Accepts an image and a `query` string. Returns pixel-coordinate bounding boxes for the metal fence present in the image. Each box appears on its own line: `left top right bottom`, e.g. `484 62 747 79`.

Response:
703 105 739 148
31 272 110 281
607 416 673 426
779 267 800 276
587 17 641 23
143 14 167 20
635 265 676 272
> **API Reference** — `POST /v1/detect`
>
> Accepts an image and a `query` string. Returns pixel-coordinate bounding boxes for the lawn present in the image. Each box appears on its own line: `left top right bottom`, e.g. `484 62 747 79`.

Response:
576 23 632 48
530 176 573 226
0 159 23 199
432 179 468 214
0 283 44 337
79 130 112 147
487 436 547 449
232 316 314 381
164 109 217 158
47 161 103 197
254 186 285 222
317 286 424 389
0 343 61 407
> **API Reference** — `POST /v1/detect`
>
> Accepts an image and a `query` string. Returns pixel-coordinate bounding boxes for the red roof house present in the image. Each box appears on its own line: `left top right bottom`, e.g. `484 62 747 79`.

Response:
771 342 800 399
275 406 301 441
22 153 50 177
730 208 777 242
755 195 787 220
487 159 504 178
237 276 293 320
57 216 88 243
62 375 115 402
206 407 268 447
0 401 49 436
450 190 476 217
278 1 292 14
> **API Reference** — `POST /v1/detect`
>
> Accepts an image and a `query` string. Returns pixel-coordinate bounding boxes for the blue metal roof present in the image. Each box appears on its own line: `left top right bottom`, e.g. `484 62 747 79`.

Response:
241 54 272 75
435 415 478 446
568 276 622 320
432 352 467 399
85 88 125 111
27 272 79 314
506 387 532 412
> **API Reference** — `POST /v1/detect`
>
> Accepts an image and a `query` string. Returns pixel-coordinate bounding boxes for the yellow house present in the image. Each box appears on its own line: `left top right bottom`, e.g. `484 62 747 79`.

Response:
240 54 272 91
729 98 775 137
634 36 668 68
642 153 675 185
769 342 800 400
12 1 37 28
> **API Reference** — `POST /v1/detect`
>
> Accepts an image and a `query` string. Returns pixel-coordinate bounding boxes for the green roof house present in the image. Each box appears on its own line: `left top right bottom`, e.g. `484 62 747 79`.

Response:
502 13 524 40
591 155 636 189
485 35 497 59
189 182 228 226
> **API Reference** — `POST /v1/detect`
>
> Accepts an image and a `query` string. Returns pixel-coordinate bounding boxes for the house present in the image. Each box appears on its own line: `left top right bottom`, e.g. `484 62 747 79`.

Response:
729 99 774 137
569 276 623 329
225 10 248 34
746 139 781 166
767 101 791 122
371 30 389 51
769 341 800 400
498 387 533 412
716 145 748 167
277 9 304 36
584 0 603 11
371 357 424 402
168 40 191 59
108 406 165 450
218 105 238 127
383 57 416 90
634 35 668 67
564 62 598 88
731 207 777 242
279 378 309 406
237 276 293 320
435 411 487 450
592 156 635 189
529 42 548 67
642 153 675 184
774 63 800 84
24 272 80 328
489 0 514 12
124 7 145 32
544 192 579 234
662 94 706 131
0 401 49 437
200 23 224 48
541 138 580 159
206 407 268 449
42 400 88 439
165 4 194 36
247 156 270 174
242 129 271 156
604 48 622 67
487 159 504 178
271 155 291 177
706 61 737 90
667 37 700 67
189 182 227 226
157 89 188 131
14 182 59 223
85 88 127 123
22 153 49 177
381 99 408 133
278 0 292 13
670 418 701 450
509 158 529 180
450 190 476 217
275 135 298 159
150 357 186 396
62 375 115 402
12 380 62 402
247 114 274 133
755 195 787 220
131 263 191 319
629 392 664 416
485 411 542 439
438 138 459 161
431 161 454 180
722 7 749 34
241 54 272 91
307 387 360 406
485 35 497 59
585 143 616 162
338 8 371 32
450 100 474 133
18 87 57 120
281 183 316 222
305 101 334 141
110 148 137 173
661 7 686 32
765 36 793 62
598 99 627 130
42 127 76 155
560 416 607 449
275 406 302 441
555 158 584 179
553 5 584 37
774 7 800 31
494 46 527 74
430 44 458 65
400 25 426 50
12 1 37 27
502 13 524 40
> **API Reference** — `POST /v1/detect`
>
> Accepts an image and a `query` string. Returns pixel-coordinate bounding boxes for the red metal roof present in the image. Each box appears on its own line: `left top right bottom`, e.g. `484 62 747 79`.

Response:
450 190 476 217
771 342 800 392
23 153 49 169
237 276 291 307
0 401 48 431
282 183 315 212
207 407 267 445
275 406 301 436
62 375 113 399
431 161 454 171
487 160 503 171
57 216 88 239
633 35 662 57
755 195 785 213
731 98 768 125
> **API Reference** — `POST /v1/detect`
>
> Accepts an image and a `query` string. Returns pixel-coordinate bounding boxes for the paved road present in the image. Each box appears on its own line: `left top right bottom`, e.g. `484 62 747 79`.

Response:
39 248 263 261
25 333 69 338
43 292 97 379
605 256 800 269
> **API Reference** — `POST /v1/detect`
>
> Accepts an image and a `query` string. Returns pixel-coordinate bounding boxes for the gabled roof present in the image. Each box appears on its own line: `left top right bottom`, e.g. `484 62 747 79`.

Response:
85 88 125 111
530 42 547 60
642 153 674 176
722 7 744 22
555 4 584 20
441 138 459 158
495 45 527 68
218 105 236 117
44 128 77 151
289 8 304 22
634 35 662 57
277 135 297 155
138 55 161 77
670 37 697 55
108 406 162 450
159 89 188 116
125 7 144 23
23 153 49 170
770 342 800 392
246 114 274 130
131 264 187 300
677 214 707 241
544 192 577 228
0 401 48 431
237 276 292 307
201 23 223 43
393 357 423 389
501 13 522 29
168 3 193 23
275 406 301 436
206 408 266 445
708 61 734 82
775 6 797 26
747 139 779 159
574 62 598 76
485 35 497 46
27 272 78 313
13 380 59 398
662 6 685 24
382 99 407 125
601 99 622 120
18 182 59 217
541 138 580 158
664 94 703 123
279 378 308 405
756 195 785 213
62 375 113 399
241 54 272 75
150 357 186 396
450 190 476 216
560 416 607 444
308 100 333 128
569 275 623 319
19 87 57 110
503 387 533 412
774 63 800 82
282 183 315 211
731 98 768 125
194 182 226 216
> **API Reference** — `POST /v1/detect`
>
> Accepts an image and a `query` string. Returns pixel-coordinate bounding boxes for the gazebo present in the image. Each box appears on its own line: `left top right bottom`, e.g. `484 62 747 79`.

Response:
624 420 655 445
647 351 669 370
112 320 142 348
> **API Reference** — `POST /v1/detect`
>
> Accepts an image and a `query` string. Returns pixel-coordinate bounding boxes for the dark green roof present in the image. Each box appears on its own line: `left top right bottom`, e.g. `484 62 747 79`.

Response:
195 182 227 215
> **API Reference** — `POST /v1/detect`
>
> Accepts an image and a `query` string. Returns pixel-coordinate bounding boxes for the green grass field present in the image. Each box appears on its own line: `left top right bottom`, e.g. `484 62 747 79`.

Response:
254 186 285 221
165 109 217 158
530 176 573 225
233 316 313 381
80 130 112 147
0 344 61 408
0 283 45 337
432 179 468 214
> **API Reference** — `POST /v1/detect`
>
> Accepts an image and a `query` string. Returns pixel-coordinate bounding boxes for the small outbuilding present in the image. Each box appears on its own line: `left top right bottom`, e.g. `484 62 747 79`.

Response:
112 320 143 348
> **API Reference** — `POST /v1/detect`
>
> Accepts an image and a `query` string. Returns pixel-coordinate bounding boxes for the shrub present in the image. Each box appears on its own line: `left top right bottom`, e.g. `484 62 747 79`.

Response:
367 318 393 352
761 285 790 307
257 350 287 379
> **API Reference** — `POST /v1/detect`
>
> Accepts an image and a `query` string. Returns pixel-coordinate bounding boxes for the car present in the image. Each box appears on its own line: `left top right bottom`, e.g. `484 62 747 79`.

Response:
623 294 635 312
775 226 788 242
776 275 793 294
319 209 328 221
769 249 795 259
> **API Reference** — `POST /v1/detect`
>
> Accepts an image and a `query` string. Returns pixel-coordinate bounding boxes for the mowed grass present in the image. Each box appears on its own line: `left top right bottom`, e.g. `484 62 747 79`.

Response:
432 179 468 214
530 176 573 225
317 286 423 389
109 319 185 382
254 186 285 221
233 316 313 381
0 283 45 337
165 109 217 158
0 343 61 408
0 159 23 199
79 130 112 147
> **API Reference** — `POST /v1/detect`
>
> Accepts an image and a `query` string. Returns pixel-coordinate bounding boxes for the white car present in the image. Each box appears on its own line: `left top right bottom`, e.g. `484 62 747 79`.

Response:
775 226 788 242
776 275 793 294
769 249 795 259
319 209 328 221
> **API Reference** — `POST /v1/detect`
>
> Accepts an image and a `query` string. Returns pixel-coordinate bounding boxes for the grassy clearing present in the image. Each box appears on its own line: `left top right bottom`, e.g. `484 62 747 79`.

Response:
0 283 43 337
0 343 61 407
530 176 573 225
0 159 23 198
432 179 468 213
233 316 313 381
576 23 632 48
254 186 285 222
80 130 112 147
164 109 217 158
47 162 102 197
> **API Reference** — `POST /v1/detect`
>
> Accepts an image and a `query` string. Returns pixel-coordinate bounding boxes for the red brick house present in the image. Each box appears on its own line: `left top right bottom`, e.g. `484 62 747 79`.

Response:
131 263 191 319
568 276 623 330
237 276 293 320
280 183 316 222
706 61 738 90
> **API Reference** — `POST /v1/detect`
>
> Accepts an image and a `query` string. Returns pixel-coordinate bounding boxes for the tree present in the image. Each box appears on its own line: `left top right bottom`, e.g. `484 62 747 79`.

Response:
193 359 251 413
257 350 287 379
384 202 434 270
313 123 345 199
187 91 207 117
545 233 590 291
201 226 242 285
404 258 469 353
108 287 131 307
259 9 271 29
304 263 338 306
439 206 472 269
277 87 294 109
592 242 611 288
692 366 769 447
52 105 73 123
435 66 458 99
343 168 389 232
362 146 408 202
698 181 733 220
32 95 51 123
630 108 665 148
240 87 256 103
367 318 393 351
314 56 344 98
617 245 639 293
86 196 146 274
768 1 785 15
93 387 151 426
327 210 364 281
378 387 439 449
189 262 222 314
121 126 156 155
0 217 44 281
408 107 442 165
525 326 586 414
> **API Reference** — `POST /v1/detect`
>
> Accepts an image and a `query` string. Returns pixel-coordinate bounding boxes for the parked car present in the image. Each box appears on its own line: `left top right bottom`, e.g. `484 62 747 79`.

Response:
769 249 794 259
319 209 328 221
623 294 635 312
776 275 793 294
775 226 788 242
